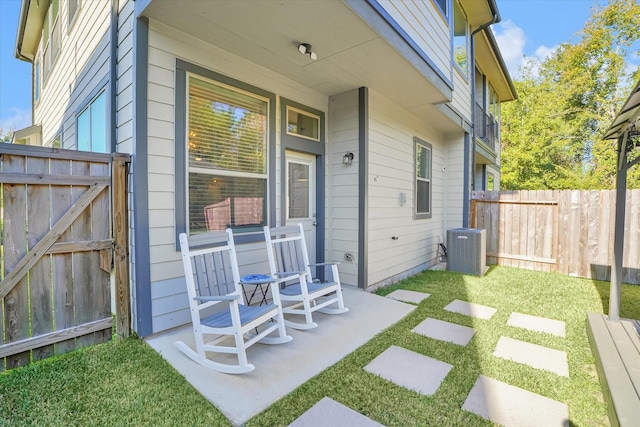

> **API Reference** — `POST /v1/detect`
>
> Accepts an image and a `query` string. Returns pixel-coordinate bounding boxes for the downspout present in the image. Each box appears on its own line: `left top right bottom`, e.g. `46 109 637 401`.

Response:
110 0 119 153
14 0 34 125
466 8 499 227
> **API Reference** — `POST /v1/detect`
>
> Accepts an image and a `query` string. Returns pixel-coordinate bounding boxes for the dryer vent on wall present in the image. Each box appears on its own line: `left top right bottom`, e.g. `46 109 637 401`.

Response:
446 228 487 276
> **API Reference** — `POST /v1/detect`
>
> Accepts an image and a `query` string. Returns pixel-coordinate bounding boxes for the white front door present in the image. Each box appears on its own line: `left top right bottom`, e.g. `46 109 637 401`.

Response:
285 150 316 263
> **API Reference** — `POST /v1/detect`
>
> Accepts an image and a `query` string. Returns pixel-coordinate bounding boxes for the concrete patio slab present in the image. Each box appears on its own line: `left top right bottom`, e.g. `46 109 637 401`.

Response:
462 375 569 427
288 397 384 427
412 317 476 346
444 300 497 320
386 289 430 304
493 336 569 377
364 345 452 396
507 312 566 337
145 286 415 426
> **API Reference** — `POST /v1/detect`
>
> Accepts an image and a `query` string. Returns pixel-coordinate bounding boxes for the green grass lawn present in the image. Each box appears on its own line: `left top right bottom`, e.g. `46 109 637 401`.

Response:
1 266 638 426
249 266 640 426
0 337 231 427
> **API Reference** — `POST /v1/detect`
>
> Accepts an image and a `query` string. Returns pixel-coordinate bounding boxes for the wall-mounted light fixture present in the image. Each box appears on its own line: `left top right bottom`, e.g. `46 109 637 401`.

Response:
298 43 317 60
343 152 354 165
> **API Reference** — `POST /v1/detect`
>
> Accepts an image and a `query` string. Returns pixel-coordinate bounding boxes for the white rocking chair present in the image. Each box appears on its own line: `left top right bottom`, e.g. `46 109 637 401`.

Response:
175 230 292 374
263 224 349 330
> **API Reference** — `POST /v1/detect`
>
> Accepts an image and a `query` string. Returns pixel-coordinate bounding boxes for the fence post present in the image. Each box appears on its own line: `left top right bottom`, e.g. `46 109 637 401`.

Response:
112 154 131 338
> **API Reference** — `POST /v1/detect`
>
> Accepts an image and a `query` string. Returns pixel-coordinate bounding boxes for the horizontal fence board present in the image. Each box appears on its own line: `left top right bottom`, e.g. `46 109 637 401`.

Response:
0 318 113 358
473 190 640 284
0 173 111 186
47 240 112 254
0 144 112 162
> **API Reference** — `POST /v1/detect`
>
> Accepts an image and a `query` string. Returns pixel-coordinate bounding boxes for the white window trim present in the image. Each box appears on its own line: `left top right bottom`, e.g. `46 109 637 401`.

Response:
452 0 469 79
414 137 433 219
42 0 61 84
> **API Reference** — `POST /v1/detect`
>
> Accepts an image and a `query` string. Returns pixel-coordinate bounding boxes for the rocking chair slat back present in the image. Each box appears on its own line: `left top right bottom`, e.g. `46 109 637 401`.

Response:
270 229 311 282
184 231 240 300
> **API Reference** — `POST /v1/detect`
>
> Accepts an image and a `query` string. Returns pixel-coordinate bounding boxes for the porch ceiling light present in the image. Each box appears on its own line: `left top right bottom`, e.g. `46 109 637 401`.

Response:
298 43 317 60
343 152 354 165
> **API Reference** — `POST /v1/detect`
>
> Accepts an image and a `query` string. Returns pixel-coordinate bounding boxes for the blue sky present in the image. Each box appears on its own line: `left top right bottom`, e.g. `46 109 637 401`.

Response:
494 0 609 78
0 0 623 135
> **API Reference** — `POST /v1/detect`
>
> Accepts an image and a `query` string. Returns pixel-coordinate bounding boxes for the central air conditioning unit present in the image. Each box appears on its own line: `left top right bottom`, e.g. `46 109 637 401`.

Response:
447 228 487 276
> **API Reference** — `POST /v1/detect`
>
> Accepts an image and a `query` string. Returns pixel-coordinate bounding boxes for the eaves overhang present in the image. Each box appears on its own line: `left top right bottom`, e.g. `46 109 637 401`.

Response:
14 0 47 62
474 28 517 102
137 0 455 125
460 0 499 30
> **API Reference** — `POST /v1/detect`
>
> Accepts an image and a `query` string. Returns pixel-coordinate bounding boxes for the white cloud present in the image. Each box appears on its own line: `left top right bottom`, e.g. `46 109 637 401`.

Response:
0 107 31 136
534 45 559 61
493 20 561 79
492 20 526 77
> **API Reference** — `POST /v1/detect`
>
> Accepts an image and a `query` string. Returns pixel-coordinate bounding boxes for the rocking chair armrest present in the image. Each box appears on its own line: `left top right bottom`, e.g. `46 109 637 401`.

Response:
194 295 240 302
308 262 340 267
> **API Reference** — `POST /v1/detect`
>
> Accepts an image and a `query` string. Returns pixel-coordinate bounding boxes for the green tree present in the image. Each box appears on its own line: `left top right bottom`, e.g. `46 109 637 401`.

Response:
500 0 640 190
0 128 13 143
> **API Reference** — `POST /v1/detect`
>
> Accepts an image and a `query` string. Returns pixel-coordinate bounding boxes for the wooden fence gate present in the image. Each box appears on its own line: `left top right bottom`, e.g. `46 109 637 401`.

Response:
472 190 640 284
0 144 131 370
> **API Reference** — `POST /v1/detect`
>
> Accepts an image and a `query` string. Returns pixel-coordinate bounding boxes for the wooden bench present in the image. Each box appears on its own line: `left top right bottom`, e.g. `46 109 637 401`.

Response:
586 312 640 427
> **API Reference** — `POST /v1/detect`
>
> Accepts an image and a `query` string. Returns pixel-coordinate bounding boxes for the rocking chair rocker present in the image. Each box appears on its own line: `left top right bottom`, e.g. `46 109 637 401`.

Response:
175 230 292 374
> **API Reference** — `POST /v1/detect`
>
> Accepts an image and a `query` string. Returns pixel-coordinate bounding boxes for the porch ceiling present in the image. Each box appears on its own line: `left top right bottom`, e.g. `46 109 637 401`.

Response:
140 0 458 131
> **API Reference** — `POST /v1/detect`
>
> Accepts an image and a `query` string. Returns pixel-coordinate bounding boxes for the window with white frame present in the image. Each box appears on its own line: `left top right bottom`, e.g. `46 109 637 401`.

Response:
42 0 61 82
187 75 268 234
68 0 80 28
415 137 432 218
453 0 468 77
77 90 106 152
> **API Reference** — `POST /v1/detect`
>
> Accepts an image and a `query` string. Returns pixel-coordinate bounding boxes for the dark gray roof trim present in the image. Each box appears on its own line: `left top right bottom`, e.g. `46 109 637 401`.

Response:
604 80 640 140
483 28 517 100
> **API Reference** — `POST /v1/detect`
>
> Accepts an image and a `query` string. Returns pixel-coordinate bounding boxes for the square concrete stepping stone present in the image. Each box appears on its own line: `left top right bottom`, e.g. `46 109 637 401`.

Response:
493 336 569 377
289 397 384 427
412 318 476 346
364 345 452 396
386 289 430 304
462 375 569 427
507 312 566 337
444 300 497 320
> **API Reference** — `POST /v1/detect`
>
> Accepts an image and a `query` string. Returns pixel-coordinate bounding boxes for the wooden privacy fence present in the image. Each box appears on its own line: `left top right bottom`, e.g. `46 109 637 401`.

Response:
0 144 131 370
472 190 640 284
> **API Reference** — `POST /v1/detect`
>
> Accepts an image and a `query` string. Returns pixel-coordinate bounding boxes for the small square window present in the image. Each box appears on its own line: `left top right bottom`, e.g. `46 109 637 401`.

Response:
286 107 319 141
